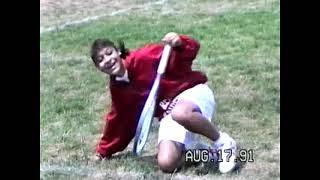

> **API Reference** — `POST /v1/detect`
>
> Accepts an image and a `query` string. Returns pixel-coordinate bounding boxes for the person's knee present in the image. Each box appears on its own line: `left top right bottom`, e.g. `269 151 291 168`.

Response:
157 155 178 173
157 141 183 173
171 101 198 126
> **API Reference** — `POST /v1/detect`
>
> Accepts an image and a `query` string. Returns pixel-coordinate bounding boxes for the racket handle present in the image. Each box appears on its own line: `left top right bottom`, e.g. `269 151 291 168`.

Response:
157 44 172 74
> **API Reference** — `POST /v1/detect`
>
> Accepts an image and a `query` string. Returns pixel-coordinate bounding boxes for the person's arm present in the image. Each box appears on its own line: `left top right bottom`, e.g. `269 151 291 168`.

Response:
161 32 200 62
96 105 136 158
161 32 200 74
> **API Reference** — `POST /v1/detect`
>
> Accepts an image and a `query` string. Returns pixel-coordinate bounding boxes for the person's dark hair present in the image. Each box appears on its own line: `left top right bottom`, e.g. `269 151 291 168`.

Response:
117 40 130 59
90 39 129 64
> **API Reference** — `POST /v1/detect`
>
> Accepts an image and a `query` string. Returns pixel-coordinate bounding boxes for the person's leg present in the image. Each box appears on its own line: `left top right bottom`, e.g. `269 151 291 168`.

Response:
157 140 184 173
170 84 237 173
157 112 189 173
171 99 220 141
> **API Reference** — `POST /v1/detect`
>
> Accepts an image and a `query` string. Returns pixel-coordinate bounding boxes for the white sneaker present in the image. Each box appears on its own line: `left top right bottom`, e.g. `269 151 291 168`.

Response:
212 132 237 173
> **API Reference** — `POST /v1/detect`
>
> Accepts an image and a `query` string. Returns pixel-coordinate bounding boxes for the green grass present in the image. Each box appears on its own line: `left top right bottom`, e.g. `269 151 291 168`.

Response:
41 0 279 179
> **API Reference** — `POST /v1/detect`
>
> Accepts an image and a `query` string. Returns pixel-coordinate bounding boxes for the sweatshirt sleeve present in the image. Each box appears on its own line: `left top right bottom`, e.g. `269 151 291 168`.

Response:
165 35 200 74
175 35 200 61
96 103 138 158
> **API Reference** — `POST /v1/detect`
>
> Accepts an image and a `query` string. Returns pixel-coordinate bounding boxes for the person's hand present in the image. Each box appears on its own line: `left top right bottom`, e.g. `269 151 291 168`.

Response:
161 32 182 47
92 153 106 163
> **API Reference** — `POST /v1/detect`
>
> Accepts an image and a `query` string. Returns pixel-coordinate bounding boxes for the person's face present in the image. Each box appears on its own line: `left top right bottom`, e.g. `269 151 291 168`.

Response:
95 47 124 76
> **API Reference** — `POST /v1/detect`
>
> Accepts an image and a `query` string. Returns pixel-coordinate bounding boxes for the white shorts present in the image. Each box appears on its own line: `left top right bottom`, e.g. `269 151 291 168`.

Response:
157 83 216 149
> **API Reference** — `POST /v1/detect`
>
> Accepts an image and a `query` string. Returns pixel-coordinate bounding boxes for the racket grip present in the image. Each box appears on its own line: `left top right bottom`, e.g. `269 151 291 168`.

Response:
157 44 172 74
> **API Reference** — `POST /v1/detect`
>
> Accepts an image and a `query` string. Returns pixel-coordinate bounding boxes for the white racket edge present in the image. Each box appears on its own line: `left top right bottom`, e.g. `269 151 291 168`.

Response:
133 44 172 155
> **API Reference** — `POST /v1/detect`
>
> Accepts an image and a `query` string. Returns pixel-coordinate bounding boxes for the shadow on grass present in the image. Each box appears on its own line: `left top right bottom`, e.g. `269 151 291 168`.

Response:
111 151 158 165
108 150 247 177
233 160 247 174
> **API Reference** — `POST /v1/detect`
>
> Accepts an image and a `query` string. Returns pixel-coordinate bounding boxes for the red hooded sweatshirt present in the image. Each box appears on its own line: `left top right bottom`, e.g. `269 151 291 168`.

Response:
96 35 208 157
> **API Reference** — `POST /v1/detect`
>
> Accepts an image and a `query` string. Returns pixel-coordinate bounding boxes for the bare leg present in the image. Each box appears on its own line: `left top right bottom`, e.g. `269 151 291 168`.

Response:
157 140 184 173
171 99 220 142
171 99 238 173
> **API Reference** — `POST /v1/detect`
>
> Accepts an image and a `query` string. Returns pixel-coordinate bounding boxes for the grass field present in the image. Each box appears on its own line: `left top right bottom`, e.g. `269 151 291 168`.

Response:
40 0 280 179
